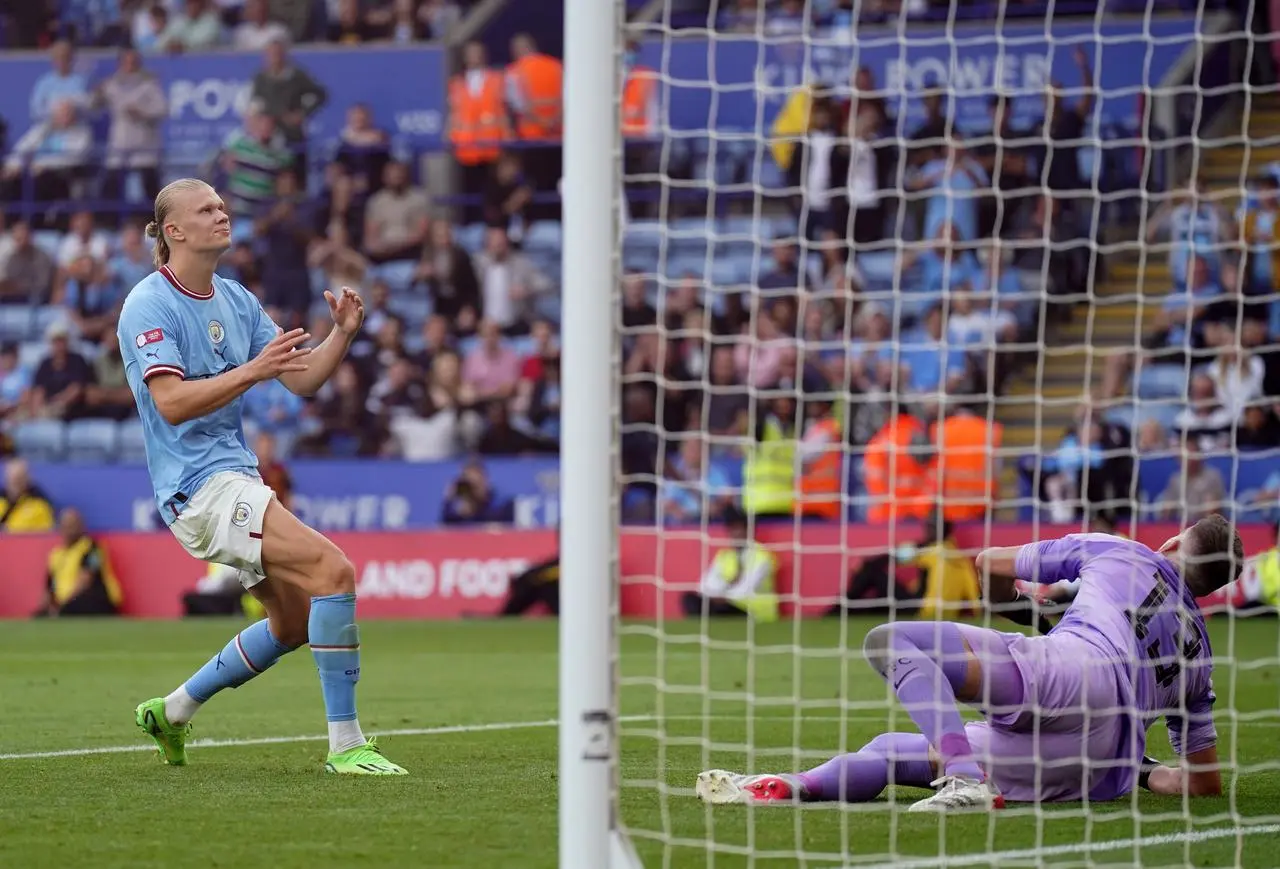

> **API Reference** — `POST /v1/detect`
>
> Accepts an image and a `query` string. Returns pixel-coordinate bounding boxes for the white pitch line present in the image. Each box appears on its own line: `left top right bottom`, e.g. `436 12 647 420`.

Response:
852 823 1280 869
0 716 651 762
6 711 1280 762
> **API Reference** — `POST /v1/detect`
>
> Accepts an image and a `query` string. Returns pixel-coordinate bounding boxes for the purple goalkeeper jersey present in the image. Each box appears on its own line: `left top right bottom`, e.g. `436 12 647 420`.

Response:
1015 534 1217 770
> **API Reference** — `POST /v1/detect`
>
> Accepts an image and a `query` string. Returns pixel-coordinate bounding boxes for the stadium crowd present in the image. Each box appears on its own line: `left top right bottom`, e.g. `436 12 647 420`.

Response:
0 0 1277 531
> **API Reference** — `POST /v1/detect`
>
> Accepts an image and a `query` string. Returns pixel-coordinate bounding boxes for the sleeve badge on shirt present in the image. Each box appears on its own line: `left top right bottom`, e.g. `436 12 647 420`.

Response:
135 329 164 348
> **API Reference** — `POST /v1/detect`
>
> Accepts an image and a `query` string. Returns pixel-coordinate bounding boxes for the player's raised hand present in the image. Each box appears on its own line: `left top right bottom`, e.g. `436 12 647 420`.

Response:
326 287 365 336
248 327 311 382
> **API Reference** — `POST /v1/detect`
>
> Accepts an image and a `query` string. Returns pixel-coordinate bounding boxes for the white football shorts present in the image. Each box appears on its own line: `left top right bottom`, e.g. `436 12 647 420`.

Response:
168 470 276 590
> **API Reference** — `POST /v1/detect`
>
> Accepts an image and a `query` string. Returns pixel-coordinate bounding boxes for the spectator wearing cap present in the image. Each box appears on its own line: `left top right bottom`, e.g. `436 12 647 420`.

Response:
0 221 55 302
249 36 328 178
94 48 167 210
29 321 93 421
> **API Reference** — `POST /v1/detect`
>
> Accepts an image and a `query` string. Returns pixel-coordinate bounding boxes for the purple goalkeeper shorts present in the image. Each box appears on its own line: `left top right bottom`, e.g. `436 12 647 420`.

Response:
961 629 1135 802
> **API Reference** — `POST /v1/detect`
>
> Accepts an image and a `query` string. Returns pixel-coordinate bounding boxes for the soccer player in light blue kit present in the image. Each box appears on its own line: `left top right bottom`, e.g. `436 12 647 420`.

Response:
697 515 1240 810
122 179 406 775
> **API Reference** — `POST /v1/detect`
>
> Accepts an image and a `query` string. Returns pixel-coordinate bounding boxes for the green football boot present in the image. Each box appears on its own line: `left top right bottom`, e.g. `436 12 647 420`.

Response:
324 738 407 776
135 697 192 766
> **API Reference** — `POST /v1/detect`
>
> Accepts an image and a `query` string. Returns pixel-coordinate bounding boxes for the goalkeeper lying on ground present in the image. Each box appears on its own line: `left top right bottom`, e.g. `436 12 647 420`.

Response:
697 516 1241 812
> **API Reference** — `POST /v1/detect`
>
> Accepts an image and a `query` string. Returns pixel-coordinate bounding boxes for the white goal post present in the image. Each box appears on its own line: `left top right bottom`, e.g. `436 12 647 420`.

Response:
560 1 1280 868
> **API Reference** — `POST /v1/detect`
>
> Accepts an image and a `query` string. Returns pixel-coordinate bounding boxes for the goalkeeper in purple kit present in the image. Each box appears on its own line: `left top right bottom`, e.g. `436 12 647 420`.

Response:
697 515 1241 811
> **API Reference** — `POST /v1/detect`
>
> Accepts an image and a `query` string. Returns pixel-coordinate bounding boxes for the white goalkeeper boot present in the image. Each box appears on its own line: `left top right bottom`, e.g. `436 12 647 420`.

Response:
908 774 1005 812
696 770 808 805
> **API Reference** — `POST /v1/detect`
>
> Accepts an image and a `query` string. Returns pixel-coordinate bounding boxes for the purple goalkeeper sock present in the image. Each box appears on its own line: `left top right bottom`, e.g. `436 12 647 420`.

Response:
863 622 986 781
799 733 935 801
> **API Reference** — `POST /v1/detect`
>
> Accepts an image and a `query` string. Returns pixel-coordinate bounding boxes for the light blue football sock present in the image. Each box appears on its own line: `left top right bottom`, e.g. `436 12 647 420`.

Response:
309 593 360 722
184 619 295 703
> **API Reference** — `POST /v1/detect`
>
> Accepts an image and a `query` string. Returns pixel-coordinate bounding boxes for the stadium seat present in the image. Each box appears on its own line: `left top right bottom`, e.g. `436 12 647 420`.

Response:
65 418 120 463
372 260 417 294
31 230 62 260
392 296 432 329
12 419 67 461
32 306 64 340
523 221 563 252
18 341 45 370
0 306 32 342
117 419 148 464
1135 365 1190 400
454 223 486 254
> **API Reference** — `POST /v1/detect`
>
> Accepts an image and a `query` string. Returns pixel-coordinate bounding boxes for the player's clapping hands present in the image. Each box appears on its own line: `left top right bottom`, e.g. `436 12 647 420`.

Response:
247 328 312 382
327 287 365 336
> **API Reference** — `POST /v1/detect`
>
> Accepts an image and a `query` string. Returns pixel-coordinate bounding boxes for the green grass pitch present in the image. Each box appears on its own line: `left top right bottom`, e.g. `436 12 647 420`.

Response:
1 617 1278 868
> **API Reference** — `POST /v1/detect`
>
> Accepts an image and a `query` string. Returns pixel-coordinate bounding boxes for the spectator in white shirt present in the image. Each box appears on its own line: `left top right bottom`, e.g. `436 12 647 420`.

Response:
1201 345 1265 422
56 211 111 268
470 226 551 335
233 0 290 50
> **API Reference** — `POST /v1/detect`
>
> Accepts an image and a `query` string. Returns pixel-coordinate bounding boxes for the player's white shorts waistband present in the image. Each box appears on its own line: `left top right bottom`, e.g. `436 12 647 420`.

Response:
168 471 275 591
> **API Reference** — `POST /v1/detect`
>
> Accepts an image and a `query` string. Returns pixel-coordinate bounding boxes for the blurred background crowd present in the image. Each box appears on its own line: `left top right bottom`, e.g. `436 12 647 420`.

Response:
0 0 1277 535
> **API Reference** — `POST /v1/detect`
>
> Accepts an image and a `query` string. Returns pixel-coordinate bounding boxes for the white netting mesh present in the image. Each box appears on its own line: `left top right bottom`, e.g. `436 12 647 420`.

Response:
611 1 1280 867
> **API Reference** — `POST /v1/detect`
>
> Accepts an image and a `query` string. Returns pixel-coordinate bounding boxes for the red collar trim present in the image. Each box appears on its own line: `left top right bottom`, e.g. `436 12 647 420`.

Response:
159 265 214 300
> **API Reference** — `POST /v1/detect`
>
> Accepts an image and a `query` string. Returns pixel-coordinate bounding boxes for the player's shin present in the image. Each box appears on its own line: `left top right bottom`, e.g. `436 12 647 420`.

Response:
799 733 936 801
171 619 298 723
863 623 986 781
308 592 366 753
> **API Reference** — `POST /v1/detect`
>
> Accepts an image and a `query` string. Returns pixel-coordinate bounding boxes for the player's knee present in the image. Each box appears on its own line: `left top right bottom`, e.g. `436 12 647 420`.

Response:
314 549 356 597
862 624 898 676
861 733 897 757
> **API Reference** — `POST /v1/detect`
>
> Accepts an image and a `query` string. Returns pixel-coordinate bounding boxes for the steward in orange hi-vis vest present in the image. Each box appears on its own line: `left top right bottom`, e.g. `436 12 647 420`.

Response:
449 42 510 166
863 413 934 523
797 414 844 520
930 408 1002 521
506 35 563 141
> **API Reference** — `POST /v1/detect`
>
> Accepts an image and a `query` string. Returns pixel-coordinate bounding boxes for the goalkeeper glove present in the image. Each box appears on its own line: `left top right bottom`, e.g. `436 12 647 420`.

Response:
1138 755 1160 791
1001 591 1056 636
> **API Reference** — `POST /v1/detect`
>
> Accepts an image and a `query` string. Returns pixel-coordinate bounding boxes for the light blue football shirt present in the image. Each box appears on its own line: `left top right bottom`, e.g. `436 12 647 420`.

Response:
117 265 281 524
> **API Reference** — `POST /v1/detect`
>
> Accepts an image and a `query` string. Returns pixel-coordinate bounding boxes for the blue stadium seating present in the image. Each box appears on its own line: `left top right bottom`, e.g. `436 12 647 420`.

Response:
12 419 67 461
116 419 148 464
65 419 120 464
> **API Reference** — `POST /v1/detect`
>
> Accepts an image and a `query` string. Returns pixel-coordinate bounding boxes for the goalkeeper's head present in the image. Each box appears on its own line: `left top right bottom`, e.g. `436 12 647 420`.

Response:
1160 514 1245 598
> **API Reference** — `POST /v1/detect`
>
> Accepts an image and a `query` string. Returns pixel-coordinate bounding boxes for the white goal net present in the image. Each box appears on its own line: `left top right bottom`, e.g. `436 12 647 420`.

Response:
587 0 1280 866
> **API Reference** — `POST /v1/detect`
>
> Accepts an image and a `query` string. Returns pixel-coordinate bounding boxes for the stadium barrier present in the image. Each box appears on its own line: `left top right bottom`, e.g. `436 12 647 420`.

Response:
0 522 1267 619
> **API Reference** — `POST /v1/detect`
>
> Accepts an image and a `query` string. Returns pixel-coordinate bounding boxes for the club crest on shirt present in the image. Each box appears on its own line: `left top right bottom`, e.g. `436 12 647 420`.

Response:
208 320 225 345
231 501 253 527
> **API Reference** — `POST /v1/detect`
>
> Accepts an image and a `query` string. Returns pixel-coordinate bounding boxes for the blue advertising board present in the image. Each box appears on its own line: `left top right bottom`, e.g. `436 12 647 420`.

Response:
0 45 446 167
29 458 560 533
642 17 1201 137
